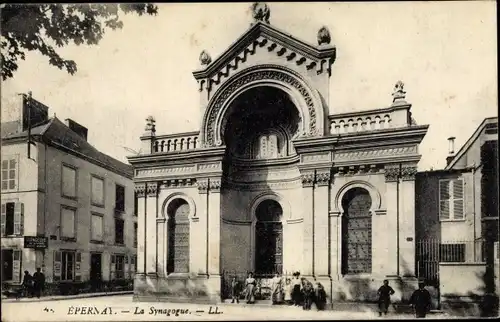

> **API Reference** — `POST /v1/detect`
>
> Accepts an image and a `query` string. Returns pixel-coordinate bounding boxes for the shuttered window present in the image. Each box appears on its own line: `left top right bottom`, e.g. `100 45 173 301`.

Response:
12 250 22 283
1 158 17 191
1 202 23 236
111 254 125 280
61 207 76 239
439 178 464 220
91 214 103 241
91 176 104 206
62 165 77 198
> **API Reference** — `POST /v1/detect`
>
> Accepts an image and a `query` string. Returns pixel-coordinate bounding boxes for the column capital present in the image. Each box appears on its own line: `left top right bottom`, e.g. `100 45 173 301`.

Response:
209 178 222 193
146 182 158 197
316 169 332 186
401 165 418 181
197 178 209 194
384 165 400 182
135 183 146 198
301 172 315 188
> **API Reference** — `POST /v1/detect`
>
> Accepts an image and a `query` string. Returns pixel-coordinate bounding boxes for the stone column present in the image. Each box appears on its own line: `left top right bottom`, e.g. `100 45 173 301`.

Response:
196 179 209 277
146 182 158 276
301 172 315 276
208 178 222 277
314 169 331 276
400 165 418 277
329 211 341 278
156 217 166 277
135 184 146 276
384 165 400 277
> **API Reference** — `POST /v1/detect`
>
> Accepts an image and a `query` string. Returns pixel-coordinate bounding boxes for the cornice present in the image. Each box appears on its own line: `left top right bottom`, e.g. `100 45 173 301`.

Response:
192 22 336 81
128 146 226 166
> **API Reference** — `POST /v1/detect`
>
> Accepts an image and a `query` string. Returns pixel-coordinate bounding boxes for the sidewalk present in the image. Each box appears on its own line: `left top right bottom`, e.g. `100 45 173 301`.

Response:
1 290 133 303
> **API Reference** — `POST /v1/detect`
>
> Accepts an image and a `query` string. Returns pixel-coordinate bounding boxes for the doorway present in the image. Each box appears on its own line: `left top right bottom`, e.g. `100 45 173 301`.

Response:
90 253 102 290
255 199 283 276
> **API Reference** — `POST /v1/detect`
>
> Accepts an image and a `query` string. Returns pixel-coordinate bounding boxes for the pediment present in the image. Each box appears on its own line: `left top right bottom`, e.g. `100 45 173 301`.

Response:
192 22 336 88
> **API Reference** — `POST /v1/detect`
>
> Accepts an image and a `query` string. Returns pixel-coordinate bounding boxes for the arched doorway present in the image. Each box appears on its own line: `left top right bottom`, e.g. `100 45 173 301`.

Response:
166 198 190 274
341 187 373 275
255 199 283 275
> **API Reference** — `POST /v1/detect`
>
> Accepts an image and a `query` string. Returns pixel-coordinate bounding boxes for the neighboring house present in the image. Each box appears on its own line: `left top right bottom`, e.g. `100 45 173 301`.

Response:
415 116 499 305
1 94 138 288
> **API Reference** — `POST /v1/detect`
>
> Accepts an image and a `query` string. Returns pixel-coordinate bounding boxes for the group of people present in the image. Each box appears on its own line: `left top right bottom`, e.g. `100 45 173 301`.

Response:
231 273 432 318
22 268 45 298
230 271 327 311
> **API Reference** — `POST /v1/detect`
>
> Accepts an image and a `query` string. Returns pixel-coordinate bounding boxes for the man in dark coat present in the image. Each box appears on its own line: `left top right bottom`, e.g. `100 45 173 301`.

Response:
301 278 314 311
377 279 395 316
33 267 46 299
409 280 432 318
22 270 34 298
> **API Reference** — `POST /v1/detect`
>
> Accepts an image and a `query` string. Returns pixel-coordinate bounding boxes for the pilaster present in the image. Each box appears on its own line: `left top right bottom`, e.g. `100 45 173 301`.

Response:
196 178 209 277
301 171 315 276
329 211 341 279
384 164 400 276
135 183 146 276
400 164 417 277
314 169 331 277
156 217 166 277
146 182 158 276
208 178 222 277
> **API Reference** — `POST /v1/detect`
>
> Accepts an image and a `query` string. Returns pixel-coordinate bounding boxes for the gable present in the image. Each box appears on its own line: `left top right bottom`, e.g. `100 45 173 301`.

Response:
192 22 336 90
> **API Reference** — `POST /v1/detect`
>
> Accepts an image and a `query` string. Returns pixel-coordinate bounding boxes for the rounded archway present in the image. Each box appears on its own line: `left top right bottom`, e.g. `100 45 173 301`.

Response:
341 187 373 275
255 199 283 276
166 198 190 274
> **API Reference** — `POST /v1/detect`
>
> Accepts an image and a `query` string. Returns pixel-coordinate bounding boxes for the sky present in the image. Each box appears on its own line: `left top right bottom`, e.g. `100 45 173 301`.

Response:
1 2 497 170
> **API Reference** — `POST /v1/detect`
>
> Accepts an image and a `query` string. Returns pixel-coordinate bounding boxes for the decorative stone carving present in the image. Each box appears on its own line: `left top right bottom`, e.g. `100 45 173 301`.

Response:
136 166 195 177
209 178 222 192
301 152 330 163
145 116 156 133
196 179 209 194
251 2 270 24
228 179 301 191
146 182 158 197
161 178 196 189
197 162 221 171
384 166 400 182
135 183 146 198
205 66 318 147
401 166 418 181
392 80 407 105
316 170 331 186
199 50 212 66
334 146 418 162
301 172 315 187
317 26 331 46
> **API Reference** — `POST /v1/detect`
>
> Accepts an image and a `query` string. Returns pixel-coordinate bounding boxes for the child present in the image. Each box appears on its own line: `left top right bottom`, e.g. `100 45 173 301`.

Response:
377 279 395 316
284 278 292 305
231 276 240 303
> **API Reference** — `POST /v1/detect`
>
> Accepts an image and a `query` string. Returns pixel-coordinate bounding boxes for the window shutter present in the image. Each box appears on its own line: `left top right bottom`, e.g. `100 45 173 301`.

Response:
13 250 22 283
452 179 464 220
14 203 24 235
75 252 82 281
125 256 130 279
1 203 6 236
439 180 450 220
53 251 62 281
110 255 116 280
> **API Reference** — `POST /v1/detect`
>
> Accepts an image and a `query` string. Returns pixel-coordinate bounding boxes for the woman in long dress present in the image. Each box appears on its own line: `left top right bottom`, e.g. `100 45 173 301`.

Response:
284 278 293 305
271 273 283 305
245 272 256 304
291 272 302 306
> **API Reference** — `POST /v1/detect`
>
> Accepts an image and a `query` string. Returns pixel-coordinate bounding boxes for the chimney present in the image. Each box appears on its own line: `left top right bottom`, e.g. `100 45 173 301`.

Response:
65 119 88 141
446 136 456 166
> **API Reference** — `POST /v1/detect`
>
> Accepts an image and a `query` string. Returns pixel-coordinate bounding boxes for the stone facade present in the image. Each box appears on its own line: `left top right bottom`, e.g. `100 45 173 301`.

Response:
128 5 428 304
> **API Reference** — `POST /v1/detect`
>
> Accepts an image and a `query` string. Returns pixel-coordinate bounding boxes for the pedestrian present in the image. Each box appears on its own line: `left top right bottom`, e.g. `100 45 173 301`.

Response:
230 276 240 303
409 279 432 318
245 272 256 304
301 277 314 310
291 272 302 306
271 272 283 305
33 267 46 299
284 278 293 305
314 280 327 311
377 279 395 316
22 270 34 298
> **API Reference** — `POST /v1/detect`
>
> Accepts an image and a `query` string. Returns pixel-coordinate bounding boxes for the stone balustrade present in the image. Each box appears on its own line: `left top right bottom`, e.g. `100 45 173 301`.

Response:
152 131 200 153
329 105 412 135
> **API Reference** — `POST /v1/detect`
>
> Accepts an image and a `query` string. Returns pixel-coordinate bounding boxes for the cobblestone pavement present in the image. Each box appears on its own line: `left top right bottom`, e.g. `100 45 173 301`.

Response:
1 294 455 321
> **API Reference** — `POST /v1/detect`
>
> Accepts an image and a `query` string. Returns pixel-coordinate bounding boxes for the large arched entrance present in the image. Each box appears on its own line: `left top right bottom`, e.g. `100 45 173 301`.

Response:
341 187 373 275
166 198 190 274
255 199 283 275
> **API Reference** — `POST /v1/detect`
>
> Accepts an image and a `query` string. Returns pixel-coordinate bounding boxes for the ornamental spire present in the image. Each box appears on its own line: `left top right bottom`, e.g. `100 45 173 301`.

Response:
317 26 331 46
391 80 408 106
251 2 270 24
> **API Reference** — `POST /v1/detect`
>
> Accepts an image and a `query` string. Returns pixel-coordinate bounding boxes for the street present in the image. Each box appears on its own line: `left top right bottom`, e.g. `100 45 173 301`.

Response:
1 295 454 321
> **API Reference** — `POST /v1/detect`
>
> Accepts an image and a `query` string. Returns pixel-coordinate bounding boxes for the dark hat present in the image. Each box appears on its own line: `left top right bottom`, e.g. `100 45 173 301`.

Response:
418 278 426 284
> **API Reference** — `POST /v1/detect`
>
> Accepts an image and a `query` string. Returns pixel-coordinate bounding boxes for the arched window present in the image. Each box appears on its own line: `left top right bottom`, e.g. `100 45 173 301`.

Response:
341 187 372 274
255 134 279 159
255 199 283 275
166 198 190 274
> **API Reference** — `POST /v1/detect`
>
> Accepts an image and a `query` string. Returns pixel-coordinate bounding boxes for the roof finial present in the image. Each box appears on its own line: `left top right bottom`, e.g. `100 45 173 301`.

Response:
145 115 156 133
391 80 407 106
251 2 270 24
317 26 331 46
199 50 212 66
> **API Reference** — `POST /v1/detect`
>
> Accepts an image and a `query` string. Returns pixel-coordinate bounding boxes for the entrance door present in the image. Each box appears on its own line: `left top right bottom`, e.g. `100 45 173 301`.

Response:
255 200 283 275
90 253 102 290
2 249 13 281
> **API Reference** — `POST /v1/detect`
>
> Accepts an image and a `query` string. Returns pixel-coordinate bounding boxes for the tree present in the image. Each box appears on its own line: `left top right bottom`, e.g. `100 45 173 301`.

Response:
1 4 158 80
